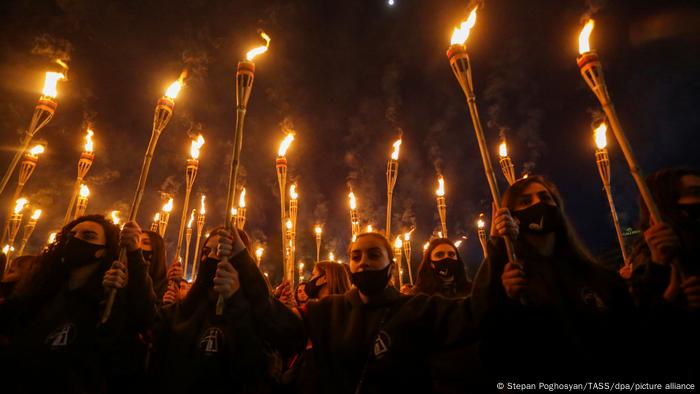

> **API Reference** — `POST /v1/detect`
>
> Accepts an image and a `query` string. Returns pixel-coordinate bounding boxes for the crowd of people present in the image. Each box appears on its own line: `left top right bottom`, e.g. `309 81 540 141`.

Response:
0 168 698 393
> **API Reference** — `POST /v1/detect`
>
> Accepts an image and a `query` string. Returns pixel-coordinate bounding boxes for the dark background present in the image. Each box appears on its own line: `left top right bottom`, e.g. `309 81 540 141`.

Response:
0 0 698 282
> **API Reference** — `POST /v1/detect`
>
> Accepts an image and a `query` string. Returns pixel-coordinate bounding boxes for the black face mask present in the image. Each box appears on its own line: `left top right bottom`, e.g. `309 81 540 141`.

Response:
142 250 153 263
512 202 563 235
304 275 325 299
62 237 105 269
351 264 391 297
431 258 457 278
679 203 700 225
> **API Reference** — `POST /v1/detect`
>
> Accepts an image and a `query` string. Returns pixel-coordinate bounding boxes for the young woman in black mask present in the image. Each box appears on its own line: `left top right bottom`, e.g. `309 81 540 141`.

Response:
628 168 700 382
215 231 479 393
150 227 304 393
140 230 168 302
471 176 638 382
0 215 156 393
411 238 471 298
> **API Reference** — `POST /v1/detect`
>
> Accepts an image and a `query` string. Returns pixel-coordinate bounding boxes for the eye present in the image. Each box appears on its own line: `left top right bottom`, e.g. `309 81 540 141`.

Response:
351 251 362 261
447 251 457 258
368 251 383 259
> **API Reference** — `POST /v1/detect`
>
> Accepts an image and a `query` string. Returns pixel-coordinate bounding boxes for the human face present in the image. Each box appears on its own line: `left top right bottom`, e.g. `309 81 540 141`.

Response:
430 243 457 261
678 175 700 205
310 266 327 286
296 283 309 303
512 182 557 212
69 221 106 258
140 233 153 252
203 233 220 259
349 235 391 274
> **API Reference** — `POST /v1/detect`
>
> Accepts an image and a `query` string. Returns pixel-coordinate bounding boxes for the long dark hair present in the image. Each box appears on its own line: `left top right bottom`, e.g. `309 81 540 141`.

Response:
501 176 597 267
12 215 120 306
143 230 167 298
313 260 352 295
639 167 700 230
413 238 471 297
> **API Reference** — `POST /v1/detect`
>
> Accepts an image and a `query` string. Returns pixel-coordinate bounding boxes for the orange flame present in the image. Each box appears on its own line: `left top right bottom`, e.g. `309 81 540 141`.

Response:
255 247 264 259
154 212 160 222
79 184 90 198
454 240 463 248
110 210 120 225
13 198 28 214
199 195 206 215
499 141 508 158
187 209 196 228
246 31 271 61
348 192 357 210
450 7 478 46
190 134 205 159
436 176 445 197
477 213 486 229
239 188 246 208
329 252 335 261
286 218 293 230
48 232 57 244
278 133 294 156
289 184 298 200
594 122 607 150
162 197 173 213
578 19 595 55
164 78 183 100
42 72 65 98
390 139 402 160
366 224 373 233
29 144 45 156
31 209 42 220
394 236 403 249
84 128 94 153
315 225 322 235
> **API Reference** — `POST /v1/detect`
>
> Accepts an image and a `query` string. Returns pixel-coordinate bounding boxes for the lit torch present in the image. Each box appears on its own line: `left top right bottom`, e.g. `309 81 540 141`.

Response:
477 213 488 258
276 133 294 284
74 184 90 219
498 131 516 185
236 188 247 230
174 134 204 277
577 19 662 268
150 212 160 232
393 236 403 288
184 209 196 280
0 70 65 196
158 196 174 238
63 127 95 225
191 195 206 281
314 224 322 262
16 208 41 256
289 184 298 284
402 229 414 285
385 138 401 239
14 144 45 202
593 122 628 264
110 210 121 226
285 218 293 283
6 198 29 259
435 176 448 238
348 191 360 238
447 6 518 270
255 246 264 267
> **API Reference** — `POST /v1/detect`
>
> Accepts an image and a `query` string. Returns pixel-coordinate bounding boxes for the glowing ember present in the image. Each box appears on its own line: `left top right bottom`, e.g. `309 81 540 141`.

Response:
13 198 28 214
594 122 608 150
187 209 196 228
499 141 508 158
190 134 205 159
390 139 402 160
246 31 271 61
84 128 95 153
29 144 45 156
348 192 357 210
199 195 206 215
31 209 42 220
239 188 246 208
42 72 65 98
164 79 183 100
315 225 322 235
394 237 403 249
110 210 120 225
278 133 295 156
162 198 173 213
79 184 90 198
450 8 478 46
436 176 445 197
578 19 595 55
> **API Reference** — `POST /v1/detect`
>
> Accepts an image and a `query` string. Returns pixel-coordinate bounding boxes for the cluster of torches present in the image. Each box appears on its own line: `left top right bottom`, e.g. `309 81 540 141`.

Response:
0 10 669 316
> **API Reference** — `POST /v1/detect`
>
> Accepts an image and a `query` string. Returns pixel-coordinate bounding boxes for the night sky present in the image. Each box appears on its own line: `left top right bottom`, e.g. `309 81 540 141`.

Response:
0 0 698 281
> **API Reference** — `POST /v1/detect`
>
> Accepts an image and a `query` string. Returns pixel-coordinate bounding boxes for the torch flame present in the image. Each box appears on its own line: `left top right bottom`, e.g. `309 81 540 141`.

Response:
403 228 414 241
455 240 463 248
329 252 335 261
246 31 271 61
278 133 295 157
110 210 120 225
394 237 403 249
366 224 373 233
190 134 205 159
84 128 94 153
162 197 173 213
187 209 196 228
286 218 293 230
2 245 10 254
578 19 595 55
450 7 478 46
13 198 28 214
348 192 357 210
29 144 45 156
315 225 322 235
255 247 264 259
239 188 246 208
499 141 508 158
231 207 238 216
79 184 90 198
42 72 65 98
436 176 445 197
164 79 183 100
477 213 486 229
390 139 402 160
31 209 42 220
289 184 298 200
154 212 160 222
48 232 57 244
199 195 206 215
423 241 430 251
594 122 607 150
